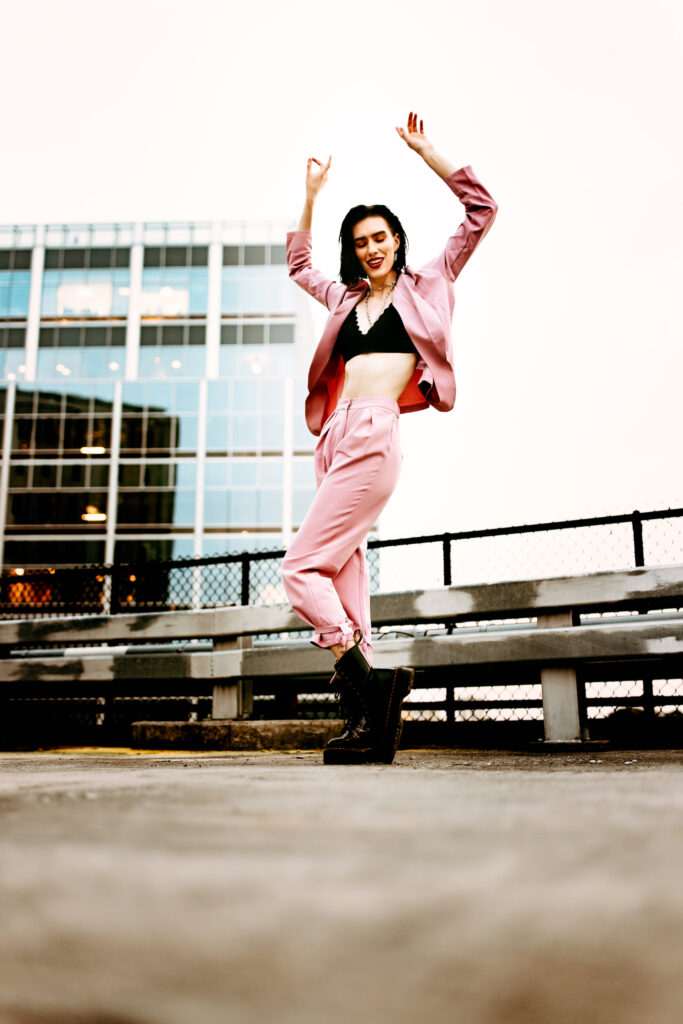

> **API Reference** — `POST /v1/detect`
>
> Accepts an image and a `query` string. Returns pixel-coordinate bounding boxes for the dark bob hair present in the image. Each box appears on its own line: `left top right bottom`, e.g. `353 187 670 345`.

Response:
338 204 409 286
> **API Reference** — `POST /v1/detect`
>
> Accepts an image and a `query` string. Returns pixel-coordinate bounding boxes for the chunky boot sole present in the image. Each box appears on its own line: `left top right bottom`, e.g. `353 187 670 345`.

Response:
372 667 415 764
323 744 375 765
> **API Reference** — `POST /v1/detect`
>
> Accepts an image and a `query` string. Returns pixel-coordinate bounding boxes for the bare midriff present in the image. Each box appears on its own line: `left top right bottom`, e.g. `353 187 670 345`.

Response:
340 351 419 402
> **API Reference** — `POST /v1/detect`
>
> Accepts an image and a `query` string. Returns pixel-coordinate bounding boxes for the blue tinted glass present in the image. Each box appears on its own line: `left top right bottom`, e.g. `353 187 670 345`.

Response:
207 380 229 413
231 461 258 486
221 267 296 315
37 347 122 380
292 459 314 486
232 378 261 412
9 274 30 316
81 349 124 378
145 381 174 411
175 382 199 413
41 270 130 317
219 345 295 378
36 347 80 379
140 267 207 317
0 272 31 316
122 381 146 409
206 415 229 450
262 379 283 412
232 413 258 449
260 461 283 485
293 409 312 448
176 413 198 450
231 490 257 522
204 490 230 526
175 462 197 488
1 350 28 381
188 268 208 314
203 462 228 487
172 490 195 525
293 488 316 524
259 489 282 524
262 413 284 448
138 346 205 379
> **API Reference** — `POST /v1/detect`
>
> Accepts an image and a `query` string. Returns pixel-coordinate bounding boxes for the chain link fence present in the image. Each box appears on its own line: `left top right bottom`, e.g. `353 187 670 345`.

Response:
2 506 682 743
2 507 681 619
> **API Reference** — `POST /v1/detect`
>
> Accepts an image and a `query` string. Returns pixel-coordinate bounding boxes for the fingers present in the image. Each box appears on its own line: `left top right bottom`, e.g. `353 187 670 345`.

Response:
307 155 332 171
407 111 425 134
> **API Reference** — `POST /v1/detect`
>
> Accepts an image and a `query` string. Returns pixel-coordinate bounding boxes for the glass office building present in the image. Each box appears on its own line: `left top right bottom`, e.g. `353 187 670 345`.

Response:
0 219 319 576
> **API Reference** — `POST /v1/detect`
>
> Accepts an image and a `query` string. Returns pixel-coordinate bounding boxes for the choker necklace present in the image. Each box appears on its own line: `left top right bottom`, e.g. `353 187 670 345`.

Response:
359 280 396 332
368 278 397 294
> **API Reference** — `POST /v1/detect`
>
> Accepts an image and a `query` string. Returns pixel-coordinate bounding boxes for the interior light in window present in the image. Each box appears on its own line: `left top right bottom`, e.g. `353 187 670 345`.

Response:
13 568 25 576
80 446 106 455
18 365 26 373
56 363 72 376
154 356 161 363
6 372 16 380
171 360 182 369
82 504 107 522
108 362 119 371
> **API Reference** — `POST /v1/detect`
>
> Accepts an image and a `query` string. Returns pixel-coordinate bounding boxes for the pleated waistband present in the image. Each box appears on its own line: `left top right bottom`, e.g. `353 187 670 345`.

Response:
334 396 400 414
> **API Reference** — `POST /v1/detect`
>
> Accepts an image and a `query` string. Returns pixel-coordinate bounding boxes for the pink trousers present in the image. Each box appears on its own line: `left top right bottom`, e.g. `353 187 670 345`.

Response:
281 396 403 665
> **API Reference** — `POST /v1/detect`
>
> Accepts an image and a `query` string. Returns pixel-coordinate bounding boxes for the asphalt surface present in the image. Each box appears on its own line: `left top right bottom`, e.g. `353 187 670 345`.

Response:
1 747 683 1024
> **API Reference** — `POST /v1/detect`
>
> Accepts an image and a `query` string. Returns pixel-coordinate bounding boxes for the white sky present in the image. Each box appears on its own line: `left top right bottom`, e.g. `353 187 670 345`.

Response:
2 0 682 545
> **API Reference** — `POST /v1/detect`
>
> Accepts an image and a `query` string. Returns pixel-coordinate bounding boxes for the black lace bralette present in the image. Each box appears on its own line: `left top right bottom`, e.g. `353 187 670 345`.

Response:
335 301 419 363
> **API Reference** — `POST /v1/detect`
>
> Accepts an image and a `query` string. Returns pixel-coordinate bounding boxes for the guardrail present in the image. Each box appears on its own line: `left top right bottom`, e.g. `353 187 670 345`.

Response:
1 506 682 620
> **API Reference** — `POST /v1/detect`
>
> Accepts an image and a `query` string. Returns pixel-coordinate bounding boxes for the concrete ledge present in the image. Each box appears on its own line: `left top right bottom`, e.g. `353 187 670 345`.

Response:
131 719 342 751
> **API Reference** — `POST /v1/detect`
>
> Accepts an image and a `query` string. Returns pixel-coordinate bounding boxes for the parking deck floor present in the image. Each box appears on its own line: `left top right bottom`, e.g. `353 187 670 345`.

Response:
1 747 683 1024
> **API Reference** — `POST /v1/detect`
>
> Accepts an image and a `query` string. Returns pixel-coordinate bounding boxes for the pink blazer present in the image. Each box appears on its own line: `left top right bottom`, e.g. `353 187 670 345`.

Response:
286 164 498 436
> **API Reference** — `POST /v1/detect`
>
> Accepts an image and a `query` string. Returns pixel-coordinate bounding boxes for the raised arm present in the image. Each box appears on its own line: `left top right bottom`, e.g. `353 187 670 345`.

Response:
298 155 331 230
286 154 347 309
396 112 498 281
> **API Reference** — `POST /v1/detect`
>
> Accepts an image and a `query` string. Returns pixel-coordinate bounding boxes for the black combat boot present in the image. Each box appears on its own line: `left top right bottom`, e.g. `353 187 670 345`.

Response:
323 639 375 765
368 666 415 764
323 633 415 766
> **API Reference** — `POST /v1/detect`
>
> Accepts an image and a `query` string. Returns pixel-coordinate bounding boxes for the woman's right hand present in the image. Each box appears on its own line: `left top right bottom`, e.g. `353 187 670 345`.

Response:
305 155 332 201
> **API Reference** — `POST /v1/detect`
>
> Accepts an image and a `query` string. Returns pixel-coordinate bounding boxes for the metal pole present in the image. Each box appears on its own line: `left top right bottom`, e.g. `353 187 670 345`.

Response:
442 533 452 586
632 510 644 567
241 553 250 606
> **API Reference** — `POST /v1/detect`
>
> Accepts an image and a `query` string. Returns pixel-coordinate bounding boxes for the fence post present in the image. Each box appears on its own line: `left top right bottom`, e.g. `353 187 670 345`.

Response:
632 509 644 566
240 554 250 606
442 534 452 586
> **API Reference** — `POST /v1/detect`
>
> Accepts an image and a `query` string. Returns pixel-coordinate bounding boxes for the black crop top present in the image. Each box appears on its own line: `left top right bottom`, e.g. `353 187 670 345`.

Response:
335 301 419 363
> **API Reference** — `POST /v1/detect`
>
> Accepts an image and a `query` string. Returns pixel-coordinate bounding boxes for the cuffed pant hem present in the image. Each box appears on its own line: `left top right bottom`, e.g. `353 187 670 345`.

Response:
311 623 356 651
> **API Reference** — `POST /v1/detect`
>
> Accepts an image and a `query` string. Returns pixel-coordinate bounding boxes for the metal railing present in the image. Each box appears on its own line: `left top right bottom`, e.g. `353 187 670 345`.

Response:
1 506 682 619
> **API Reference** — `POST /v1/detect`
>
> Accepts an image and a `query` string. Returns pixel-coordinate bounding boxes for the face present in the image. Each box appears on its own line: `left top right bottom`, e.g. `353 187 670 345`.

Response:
352 216 400 280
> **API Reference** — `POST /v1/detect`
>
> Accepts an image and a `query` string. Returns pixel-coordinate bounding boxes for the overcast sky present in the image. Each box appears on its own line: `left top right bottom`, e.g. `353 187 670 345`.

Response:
2 0 681 549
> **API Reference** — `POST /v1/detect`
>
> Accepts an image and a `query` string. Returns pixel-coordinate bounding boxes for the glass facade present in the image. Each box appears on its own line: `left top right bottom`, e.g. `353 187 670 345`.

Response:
0 218 318 585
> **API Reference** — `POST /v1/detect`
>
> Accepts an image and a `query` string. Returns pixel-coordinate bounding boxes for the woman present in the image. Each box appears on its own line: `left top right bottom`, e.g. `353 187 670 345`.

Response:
281 112 498 764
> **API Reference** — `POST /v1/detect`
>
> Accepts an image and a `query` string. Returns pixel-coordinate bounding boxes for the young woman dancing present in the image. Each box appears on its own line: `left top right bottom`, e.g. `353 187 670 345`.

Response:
281 112 497 764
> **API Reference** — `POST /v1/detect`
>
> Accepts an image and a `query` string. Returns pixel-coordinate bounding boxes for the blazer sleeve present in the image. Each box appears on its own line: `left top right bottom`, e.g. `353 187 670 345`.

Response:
416 165 498 282
286 229 348 311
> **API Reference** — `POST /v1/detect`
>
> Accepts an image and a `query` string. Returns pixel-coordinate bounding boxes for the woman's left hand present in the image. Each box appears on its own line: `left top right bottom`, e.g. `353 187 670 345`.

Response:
395 111 435 155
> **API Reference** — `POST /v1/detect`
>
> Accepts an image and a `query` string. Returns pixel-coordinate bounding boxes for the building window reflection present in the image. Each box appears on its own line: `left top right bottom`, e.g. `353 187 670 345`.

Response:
41 269 131 318
204 458 283 528
140 267 208 317
0 271 31 318
221 267 296 315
